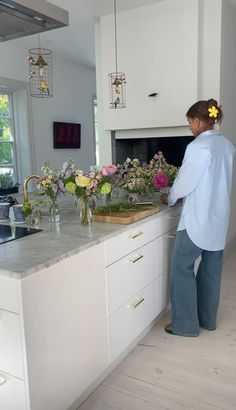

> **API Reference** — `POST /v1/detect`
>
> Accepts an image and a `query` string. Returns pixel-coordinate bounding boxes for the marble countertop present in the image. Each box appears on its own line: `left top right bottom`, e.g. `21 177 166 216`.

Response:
0 199 170 279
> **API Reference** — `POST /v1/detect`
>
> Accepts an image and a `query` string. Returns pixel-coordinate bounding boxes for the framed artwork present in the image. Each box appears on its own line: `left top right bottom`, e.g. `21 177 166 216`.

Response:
53 121 81 148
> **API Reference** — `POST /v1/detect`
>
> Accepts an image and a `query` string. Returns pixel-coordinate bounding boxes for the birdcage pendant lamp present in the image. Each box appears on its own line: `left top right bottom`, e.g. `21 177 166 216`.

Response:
28 34 53 98
109 0 126 109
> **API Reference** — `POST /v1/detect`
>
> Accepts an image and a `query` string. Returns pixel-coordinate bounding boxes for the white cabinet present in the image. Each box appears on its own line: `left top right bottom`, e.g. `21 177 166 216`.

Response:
0 276 20 314
0 277 29 410
106 207 180 362
0 207 180 409
21 243 108 410
99 0 198 130
0 372 27 410
0 309 24 379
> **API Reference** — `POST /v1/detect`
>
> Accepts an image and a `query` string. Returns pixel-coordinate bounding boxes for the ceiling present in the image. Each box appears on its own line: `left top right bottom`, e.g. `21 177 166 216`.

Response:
10 0 236 68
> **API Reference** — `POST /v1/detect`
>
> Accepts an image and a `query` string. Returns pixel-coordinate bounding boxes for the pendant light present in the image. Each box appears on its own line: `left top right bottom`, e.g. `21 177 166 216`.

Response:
109 0 126 109
28 34 53 98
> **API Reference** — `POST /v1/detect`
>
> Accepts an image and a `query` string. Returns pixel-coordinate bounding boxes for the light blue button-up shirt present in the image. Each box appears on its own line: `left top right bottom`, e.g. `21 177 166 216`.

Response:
168 130 236 250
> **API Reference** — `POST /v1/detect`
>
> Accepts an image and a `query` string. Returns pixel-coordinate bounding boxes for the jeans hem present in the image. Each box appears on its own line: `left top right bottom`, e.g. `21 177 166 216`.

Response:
172 329 199 337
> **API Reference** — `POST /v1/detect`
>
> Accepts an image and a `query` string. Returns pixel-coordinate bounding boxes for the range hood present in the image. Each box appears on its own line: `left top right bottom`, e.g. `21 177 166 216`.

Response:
0 0 69 41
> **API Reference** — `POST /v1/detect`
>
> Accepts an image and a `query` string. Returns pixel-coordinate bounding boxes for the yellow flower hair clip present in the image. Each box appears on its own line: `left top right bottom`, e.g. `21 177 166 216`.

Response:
208 105 219 118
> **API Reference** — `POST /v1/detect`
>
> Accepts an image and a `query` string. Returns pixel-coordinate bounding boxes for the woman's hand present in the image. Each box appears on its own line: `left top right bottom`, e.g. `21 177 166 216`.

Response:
160 193 168 205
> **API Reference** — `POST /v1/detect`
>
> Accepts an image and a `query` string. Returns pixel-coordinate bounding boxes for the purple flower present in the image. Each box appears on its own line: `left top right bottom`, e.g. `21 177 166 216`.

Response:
153 172 169 189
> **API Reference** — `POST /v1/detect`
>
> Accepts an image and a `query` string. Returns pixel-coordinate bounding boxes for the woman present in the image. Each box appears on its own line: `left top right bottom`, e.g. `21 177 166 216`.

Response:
161 98 235 336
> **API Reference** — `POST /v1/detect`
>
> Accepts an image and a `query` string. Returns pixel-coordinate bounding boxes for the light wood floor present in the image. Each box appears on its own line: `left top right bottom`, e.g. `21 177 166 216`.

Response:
78 251 236 410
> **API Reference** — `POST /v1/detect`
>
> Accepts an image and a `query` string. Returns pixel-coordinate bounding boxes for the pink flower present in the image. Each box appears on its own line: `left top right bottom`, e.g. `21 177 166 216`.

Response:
153 171 169 189
101 164 117 176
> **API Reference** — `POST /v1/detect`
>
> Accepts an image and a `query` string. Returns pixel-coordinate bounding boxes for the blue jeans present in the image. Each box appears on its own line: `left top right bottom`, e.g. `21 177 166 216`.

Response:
170 229 223 336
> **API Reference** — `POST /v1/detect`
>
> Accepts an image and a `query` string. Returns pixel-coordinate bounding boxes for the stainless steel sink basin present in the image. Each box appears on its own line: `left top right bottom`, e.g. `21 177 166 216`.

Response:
0 224 42 245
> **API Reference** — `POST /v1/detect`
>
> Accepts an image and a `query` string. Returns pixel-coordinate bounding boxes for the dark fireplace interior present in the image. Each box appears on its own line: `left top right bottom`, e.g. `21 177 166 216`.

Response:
112 135 194 167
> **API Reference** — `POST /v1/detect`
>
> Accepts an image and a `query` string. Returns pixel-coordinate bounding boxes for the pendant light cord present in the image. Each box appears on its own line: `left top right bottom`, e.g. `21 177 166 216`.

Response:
38 33 41 53
114 0 118 75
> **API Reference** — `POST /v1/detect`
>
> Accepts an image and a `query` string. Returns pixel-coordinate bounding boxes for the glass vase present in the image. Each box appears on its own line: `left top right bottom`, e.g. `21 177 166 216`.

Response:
48 199 60 223
78 198 92 226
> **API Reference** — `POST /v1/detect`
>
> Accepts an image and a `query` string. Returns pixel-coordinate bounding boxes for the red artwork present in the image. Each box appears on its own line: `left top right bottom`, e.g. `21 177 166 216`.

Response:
53 122 81 148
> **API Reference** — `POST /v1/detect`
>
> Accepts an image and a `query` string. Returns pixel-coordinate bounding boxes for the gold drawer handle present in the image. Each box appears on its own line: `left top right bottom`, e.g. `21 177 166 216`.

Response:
129 254 144 264
129 297 145 310
129 231 143 239
166 234 176 239
0 375 6 386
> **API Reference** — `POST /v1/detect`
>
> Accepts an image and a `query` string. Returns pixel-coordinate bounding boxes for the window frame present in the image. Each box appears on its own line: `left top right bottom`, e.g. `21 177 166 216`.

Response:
0 91 18 184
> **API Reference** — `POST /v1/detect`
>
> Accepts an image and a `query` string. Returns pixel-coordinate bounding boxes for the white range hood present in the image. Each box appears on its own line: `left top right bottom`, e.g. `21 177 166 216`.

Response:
0 0 69 41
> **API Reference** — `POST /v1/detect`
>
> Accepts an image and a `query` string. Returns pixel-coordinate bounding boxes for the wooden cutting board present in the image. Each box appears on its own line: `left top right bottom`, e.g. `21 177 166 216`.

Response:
92 205 160 224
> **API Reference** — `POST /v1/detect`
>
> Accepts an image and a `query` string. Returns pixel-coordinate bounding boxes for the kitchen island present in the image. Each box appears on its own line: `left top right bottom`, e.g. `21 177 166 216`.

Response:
0 200 181 410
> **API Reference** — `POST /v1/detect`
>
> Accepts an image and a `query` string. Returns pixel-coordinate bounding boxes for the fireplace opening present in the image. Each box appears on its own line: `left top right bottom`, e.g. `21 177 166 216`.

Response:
112 135 194 167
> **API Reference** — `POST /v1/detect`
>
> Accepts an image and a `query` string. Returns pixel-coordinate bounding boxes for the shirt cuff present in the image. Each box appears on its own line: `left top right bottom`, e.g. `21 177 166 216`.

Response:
168 190 176 207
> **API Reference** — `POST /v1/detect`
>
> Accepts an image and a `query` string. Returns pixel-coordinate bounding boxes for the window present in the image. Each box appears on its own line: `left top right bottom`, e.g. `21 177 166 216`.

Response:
0 93 17 188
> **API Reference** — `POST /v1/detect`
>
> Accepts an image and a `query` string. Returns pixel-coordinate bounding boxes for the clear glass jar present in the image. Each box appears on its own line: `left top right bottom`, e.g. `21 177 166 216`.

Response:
78 197 92 226
48 199 60 223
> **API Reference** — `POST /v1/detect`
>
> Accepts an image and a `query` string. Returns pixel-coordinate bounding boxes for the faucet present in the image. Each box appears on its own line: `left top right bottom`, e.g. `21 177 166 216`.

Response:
23 175 41 203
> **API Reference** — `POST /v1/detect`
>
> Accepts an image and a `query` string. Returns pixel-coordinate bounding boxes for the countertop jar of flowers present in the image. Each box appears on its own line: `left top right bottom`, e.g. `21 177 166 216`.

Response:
117 153 178 203
61 159 102 225
36 162 65 223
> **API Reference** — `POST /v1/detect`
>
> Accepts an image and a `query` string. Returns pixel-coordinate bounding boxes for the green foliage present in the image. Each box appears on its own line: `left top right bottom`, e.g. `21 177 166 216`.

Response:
93 202 153 215
0 94 12 166
0 172 14 188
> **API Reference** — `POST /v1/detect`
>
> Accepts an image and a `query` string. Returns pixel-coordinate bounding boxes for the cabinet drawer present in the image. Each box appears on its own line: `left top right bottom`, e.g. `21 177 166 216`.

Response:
0 371 27 410
0 276 20 314
105 218 158 266
108 279 158 362
155 207 181 238
107 241 156 315
156 228 176 276
0 309 24 379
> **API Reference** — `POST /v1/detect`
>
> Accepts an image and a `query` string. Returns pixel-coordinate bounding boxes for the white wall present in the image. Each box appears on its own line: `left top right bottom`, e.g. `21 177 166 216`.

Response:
197 0 222 100
0 40 96 182
31 56 96 174
220 0 236 246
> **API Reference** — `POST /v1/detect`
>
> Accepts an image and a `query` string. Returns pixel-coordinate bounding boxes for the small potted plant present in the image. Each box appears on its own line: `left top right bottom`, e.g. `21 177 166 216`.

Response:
0 172 19 195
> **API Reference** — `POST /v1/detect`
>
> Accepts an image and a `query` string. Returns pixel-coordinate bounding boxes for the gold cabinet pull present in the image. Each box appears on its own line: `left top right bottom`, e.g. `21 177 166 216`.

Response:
129 231 143 239
129 254 144 264
129 297 145 310
166 234 176 239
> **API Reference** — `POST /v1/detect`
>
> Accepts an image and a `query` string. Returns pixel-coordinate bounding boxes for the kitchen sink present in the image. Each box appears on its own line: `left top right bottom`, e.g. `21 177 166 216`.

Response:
0 224 42 245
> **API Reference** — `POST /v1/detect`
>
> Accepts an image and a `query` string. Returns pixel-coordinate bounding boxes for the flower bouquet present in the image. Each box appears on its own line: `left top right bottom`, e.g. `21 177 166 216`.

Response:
117 153 178 203
61 159 102 225
36 162 65 222
98 164 118 205
149 151 178 187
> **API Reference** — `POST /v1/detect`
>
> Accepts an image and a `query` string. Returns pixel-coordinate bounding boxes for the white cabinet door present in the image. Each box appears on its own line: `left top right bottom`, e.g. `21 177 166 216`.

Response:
0 276 20 314
100 0 198 130
0 372 26 410
21 243 108 410
0 309 24 379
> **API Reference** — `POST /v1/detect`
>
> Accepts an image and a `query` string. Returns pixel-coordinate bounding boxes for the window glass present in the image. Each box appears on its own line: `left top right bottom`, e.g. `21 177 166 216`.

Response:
0 93 16 187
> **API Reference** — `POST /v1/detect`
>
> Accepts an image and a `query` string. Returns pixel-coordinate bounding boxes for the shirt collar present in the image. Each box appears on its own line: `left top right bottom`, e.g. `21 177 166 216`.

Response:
197 130 220 139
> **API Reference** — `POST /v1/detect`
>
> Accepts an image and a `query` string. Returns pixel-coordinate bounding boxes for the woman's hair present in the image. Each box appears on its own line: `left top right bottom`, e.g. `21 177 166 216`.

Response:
186 98 223 125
